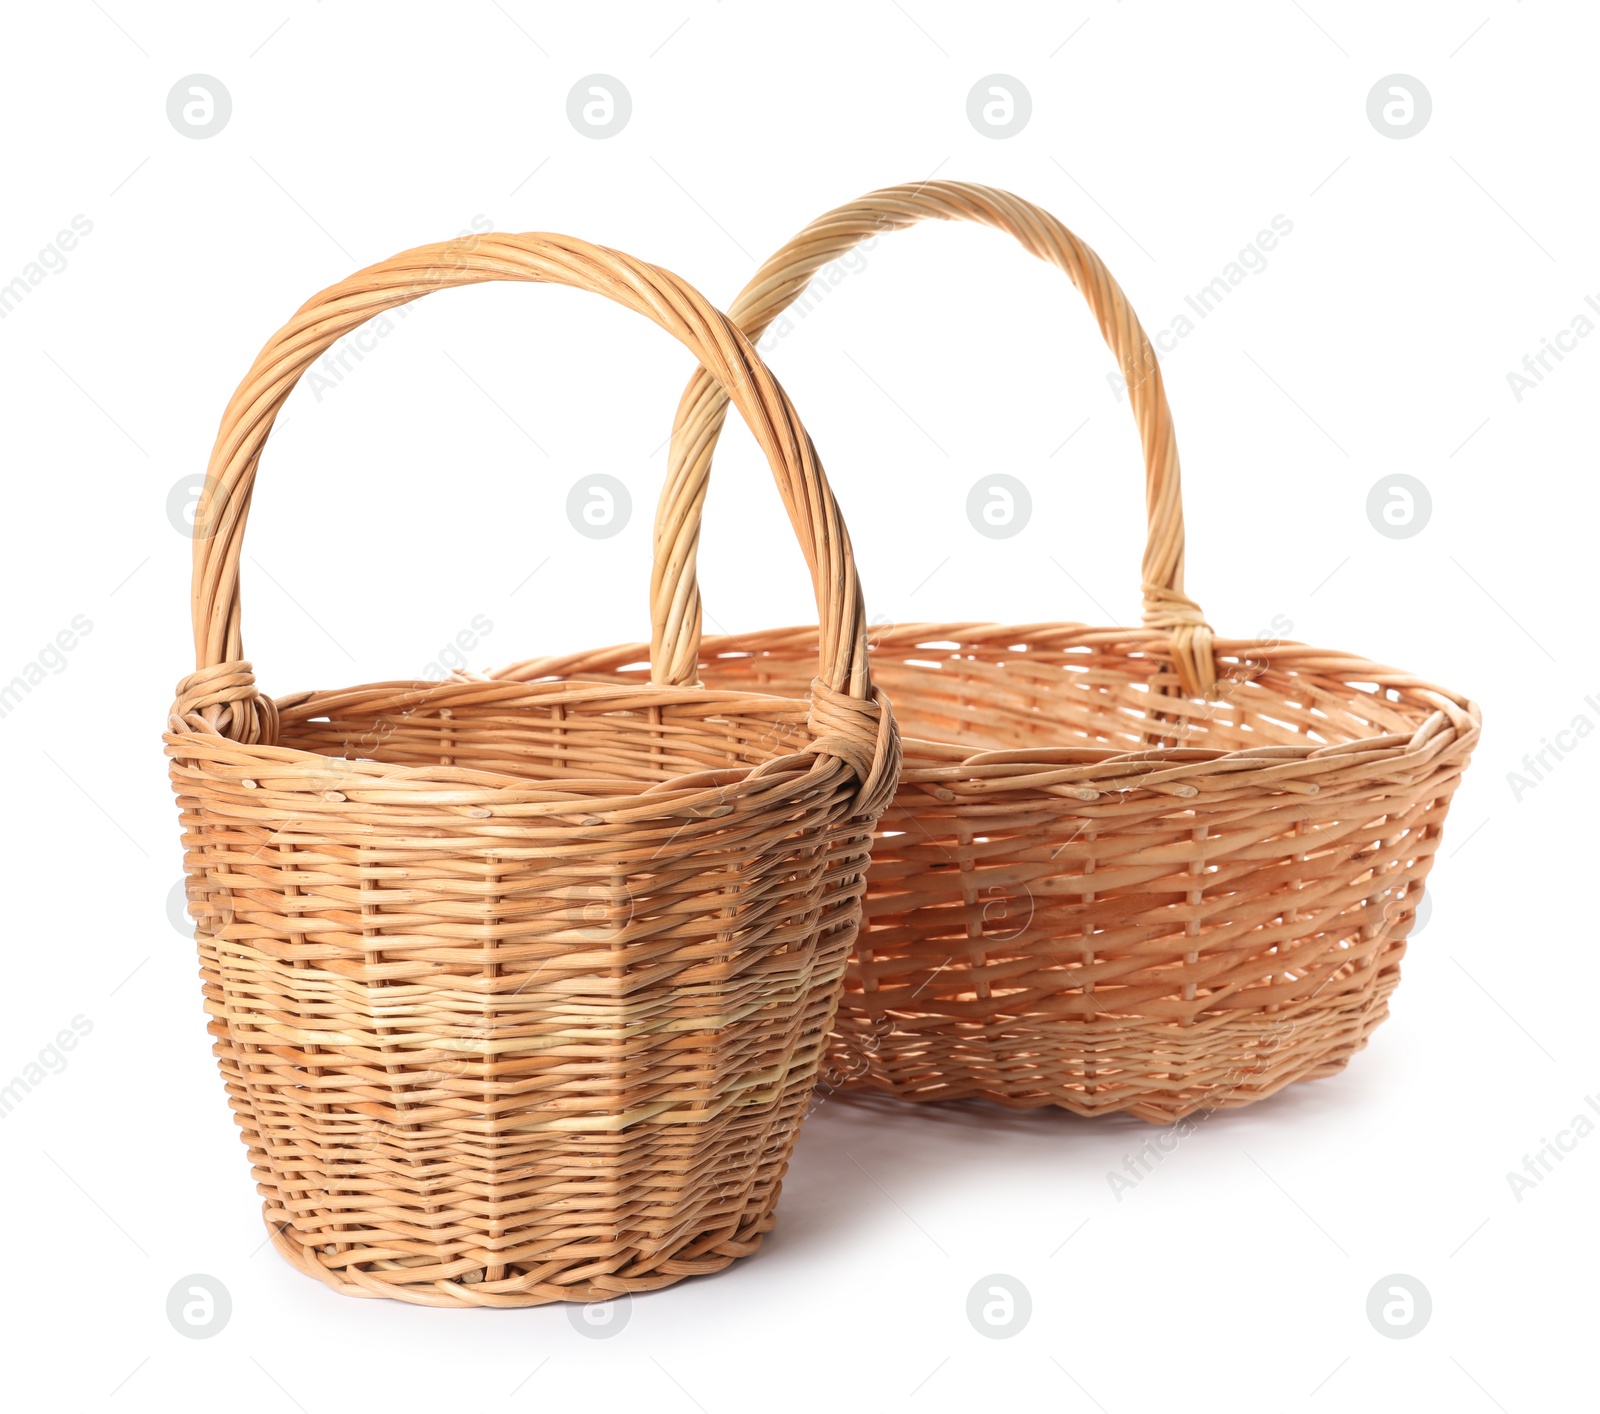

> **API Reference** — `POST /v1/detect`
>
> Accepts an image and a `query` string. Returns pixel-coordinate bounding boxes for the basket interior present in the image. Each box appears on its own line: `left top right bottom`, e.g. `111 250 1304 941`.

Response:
594 628 1467 1023
273 676 816 791
680 630 1448 757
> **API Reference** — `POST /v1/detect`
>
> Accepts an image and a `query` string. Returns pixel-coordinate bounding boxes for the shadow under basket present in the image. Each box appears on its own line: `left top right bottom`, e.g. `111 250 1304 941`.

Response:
168 676 877 1307
491 624 1480 1124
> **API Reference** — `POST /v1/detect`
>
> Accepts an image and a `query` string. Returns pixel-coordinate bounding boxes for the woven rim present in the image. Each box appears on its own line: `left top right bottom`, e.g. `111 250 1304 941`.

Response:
654 179 1217 697
487 622 1480 793
170 231 898 816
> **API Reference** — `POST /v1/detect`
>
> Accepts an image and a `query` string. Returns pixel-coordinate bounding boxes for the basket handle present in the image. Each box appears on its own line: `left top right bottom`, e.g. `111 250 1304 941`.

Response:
174 231 894 813
653 180 1217 698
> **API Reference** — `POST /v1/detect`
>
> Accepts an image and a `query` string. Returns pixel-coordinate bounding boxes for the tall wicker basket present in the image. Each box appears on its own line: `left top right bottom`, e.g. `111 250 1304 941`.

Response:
165 232 899 1306
493 184 1480 1123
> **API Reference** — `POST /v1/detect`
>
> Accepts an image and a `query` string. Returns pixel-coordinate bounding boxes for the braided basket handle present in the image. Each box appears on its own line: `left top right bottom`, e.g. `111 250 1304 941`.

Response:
654 181 1217 698
176 232 893 810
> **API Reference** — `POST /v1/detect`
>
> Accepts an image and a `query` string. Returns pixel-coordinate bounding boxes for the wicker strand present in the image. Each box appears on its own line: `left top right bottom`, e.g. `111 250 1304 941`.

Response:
803 679 902 819
171 661 276 744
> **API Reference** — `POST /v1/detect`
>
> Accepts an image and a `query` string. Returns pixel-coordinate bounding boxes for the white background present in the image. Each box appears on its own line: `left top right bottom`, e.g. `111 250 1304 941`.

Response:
0 2 1591 1409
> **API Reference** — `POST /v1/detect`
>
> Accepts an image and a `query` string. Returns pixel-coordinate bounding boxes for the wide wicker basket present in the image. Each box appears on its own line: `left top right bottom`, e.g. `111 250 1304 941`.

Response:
165 232 899 1306
491 183 1480 1123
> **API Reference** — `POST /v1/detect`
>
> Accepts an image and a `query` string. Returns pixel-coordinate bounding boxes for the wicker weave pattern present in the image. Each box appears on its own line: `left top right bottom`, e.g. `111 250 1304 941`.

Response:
165 233 899 1305
499 626 1473 1120
495 184 1481 1122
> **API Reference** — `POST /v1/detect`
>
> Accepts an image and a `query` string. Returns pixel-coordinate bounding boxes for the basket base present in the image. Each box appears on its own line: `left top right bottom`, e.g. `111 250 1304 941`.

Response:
262 1198 778 1309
